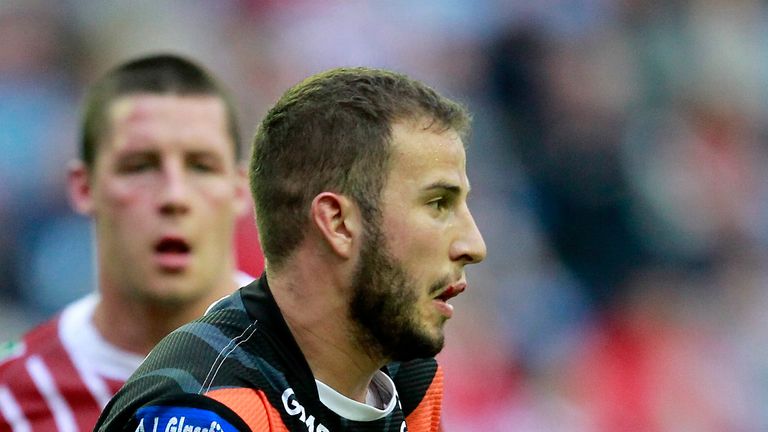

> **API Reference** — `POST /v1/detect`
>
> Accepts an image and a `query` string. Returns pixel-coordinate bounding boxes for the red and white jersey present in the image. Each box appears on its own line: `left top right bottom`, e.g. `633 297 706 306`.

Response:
0 271 255 432
0 294 142 432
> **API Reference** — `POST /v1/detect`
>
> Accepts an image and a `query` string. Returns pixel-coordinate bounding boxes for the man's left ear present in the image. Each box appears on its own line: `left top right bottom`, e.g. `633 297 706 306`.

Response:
310 192 360 259
67 160 95 216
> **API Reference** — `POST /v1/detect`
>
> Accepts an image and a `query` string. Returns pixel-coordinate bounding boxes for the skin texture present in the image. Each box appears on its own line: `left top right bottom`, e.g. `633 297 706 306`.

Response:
68 94 249 353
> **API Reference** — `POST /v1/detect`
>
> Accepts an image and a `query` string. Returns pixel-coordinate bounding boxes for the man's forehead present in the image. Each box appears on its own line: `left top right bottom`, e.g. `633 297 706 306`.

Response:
390 122 465 161
104 95 228 143
94 94 234 160
387 121 468 191
108 93 227 125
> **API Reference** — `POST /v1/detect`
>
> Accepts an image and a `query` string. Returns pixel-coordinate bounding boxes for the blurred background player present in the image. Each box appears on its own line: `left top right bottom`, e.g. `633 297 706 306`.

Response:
0 53 254 431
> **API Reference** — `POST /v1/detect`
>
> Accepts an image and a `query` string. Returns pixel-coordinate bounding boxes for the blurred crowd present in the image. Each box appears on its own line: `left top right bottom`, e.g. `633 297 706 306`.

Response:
2 0 768 430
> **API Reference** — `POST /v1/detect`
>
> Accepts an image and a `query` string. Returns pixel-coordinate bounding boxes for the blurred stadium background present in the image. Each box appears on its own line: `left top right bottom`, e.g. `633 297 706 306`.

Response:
2 0 768 430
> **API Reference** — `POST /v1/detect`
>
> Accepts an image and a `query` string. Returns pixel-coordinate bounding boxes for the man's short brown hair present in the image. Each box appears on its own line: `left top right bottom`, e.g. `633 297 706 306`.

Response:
250 67 471 269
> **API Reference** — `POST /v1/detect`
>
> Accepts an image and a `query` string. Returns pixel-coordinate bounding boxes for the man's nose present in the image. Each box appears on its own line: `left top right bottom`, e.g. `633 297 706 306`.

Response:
158 163 190 216
451 207 487 265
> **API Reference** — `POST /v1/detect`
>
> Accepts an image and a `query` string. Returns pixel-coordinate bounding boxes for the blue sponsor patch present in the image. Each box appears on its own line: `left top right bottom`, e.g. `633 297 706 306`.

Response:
133 405 238 432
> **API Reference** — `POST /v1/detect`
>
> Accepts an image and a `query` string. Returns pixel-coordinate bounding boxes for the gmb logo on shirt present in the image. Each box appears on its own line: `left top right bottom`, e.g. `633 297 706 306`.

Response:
282 388 330 432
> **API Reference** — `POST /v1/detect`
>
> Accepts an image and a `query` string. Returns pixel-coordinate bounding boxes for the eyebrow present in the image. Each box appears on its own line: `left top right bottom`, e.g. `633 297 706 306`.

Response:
115 148 157 159
423 181 470 195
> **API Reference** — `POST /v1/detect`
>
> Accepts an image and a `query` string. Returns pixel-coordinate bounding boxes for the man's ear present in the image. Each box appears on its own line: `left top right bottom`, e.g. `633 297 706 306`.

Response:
67 160 95 216
310 192 360 259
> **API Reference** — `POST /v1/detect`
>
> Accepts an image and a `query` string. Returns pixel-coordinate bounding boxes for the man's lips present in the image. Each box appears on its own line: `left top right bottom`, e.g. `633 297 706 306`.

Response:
434 281 467 302
153 236 192 271
432 281 467 318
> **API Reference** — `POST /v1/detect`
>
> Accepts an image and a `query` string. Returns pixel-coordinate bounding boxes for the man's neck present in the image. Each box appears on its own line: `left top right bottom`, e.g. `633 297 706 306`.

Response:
93 278 237 356
268 267 386 403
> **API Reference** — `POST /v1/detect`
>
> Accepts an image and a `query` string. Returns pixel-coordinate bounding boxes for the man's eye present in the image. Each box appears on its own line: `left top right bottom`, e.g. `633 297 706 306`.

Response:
190 161 215 172
188 156 223 173
117 158 156 173
427 198 446 211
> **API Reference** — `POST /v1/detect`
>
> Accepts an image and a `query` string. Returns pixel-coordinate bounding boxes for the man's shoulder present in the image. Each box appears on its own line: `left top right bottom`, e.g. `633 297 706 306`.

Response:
135 305 257 375
0 314 108 432
96 305 288 431
111 295 272 405
0 316 62 373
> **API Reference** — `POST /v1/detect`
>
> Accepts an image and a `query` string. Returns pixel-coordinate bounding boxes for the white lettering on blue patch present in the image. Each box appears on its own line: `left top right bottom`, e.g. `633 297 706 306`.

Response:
134 405 235 432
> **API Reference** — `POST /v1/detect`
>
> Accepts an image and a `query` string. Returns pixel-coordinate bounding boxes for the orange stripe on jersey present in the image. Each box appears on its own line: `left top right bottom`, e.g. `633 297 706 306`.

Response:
206 387 289 431
405 365 444 432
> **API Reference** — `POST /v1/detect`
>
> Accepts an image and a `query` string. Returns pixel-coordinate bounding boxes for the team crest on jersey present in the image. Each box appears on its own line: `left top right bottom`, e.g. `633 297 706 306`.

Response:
134 405 235 432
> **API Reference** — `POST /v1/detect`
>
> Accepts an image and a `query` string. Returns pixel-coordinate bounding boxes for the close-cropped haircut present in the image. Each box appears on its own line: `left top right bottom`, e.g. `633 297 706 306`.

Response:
80 54 240 168
250 67 471 270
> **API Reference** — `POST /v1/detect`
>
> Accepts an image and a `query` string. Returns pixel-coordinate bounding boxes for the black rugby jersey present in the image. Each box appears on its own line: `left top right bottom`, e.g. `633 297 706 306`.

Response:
94 275 444 431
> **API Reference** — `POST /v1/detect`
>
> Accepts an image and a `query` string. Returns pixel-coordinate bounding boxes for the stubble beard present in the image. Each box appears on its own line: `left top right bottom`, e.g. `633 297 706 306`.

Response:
349 222 447 363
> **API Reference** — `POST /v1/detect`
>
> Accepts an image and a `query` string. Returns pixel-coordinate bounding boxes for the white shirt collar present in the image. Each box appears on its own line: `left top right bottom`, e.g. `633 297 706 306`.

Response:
315 370 398 421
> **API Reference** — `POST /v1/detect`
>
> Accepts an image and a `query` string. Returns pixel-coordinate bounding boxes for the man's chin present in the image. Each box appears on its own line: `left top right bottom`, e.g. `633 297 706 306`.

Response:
385 329 445 362
389 344 444 362
134 282 201 307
